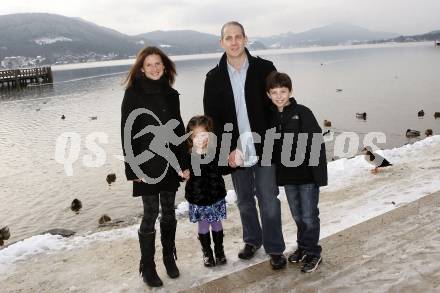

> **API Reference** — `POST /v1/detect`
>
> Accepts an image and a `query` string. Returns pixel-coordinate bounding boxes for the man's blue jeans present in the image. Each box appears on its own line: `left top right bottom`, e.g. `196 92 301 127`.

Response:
231 164 285 254
284 183 322 256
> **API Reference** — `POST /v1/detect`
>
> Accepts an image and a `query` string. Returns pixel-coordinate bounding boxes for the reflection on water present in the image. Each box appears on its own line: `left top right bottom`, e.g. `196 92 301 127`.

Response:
1 42 439 243
0 84 55 102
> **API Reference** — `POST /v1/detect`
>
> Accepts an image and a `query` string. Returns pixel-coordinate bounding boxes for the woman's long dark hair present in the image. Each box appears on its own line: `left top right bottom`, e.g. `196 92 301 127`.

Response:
124 46 177 88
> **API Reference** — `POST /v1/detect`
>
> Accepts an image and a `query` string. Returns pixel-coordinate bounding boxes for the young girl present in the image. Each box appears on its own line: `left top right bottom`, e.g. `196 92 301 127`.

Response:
185 115 227 267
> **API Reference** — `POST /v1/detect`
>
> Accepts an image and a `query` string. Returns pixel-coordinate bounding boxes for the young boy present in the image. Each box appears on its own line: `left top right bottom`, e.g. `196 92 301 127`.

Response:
266 71 328 273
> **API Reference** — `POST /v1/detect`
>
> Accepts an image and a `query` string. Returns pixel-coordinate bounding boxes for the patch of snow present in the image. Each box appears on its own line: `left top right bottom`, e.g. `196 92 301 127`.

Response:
34 37 73 45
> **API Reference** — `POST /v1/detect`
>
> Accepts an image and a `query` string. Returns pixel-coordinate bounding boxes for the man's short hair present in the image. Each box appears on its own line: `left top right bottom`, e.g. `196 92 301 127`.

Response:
266 71 293 92
221 21 246 39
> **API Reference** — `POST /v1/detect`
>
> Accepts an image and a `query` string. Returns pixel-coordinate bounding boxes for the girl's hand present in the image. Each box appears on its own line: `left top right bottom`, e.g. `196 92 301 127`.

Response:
132 179 142 183
178 169 190 181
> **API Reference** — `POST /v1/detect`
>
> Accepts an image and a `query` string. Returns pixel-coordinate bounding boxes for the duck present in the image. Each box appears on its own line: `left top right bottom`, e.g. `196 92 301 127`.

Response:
418 110 424 117
71 198 82 213
435 112 440 119
356 112 367 120
106 173 116 185
89 116 98 120
336 89 343 92
323 120 332 127
406 129 421 138
425 129 433 136
61 114 66 120
0 226 10 243
98 214 112 225
361 146 393 174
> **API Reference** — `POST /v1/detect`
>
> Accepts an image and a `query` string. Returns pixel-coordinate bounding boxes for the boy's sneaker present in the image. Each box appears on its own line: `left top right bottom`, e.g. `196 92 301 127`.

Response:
269 254 287 270
288 248 306 263
301 254 322 273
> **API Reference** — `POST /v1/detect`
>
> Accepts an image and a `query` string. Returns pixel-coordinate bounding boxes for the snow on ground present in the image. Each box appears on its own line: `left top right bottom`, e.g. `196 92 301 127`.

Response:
1 135 440 292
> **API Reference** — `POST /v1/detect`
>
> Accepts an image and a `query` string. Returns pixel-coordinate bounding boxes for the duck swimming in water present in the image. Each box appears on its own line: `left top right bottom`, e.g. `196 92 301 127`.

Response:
406 129 421 138
356 112 367 120
323 120 332 127
71 198 82 213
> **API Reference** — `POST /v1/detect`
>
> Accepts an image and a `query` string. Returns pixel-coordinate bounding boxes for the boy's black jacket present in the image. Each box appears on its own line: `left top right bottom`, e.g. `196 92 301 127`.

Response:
270 98 328 187
185 153 227 206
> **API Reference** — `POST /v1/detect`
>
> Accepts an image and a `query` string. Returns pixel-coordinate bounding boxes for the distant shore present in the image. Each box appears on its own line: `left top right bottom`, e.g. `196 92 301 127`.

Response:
51 41 432 72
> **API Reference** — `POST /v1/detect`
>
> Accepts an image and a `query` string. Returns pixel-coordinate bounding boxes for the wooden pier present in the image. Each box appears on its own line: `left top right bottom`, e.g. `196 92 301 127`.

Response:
0 66 53 89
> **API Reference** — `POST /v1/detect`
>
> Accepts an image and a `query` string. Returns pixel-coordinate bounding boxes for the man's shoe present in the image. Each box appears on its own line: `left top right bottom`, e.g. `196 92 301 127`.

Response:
238 244 259 260
269 254 287 270
301 254 322 273
288 248 306 263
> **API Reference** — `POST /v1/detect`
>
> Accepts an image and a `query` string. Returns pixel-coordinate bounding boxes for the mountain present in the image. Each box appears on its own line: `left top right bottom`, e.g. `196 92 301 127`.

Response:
2 13 425 66
135 30 221 54
0 13 149 61
134 30 266 54
382 29 440 43
256 23 399 48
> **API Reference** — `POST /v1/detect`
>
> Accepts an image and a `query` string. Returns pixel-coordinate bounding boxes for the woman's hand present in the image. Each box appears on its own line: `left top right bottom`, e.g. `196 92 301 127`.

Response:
178 169 190 181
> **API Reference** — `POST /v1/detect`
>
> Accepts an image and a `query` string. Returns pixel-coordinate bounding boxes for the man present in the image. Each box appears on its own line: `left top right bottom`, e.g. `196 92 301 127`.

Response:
203 21 286 269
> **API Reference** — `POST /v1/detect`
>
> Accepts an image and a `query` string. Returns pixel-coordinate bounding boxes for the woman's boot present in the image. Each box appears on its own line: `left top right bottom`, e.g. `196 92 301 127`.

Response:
198 233 215 267
138 230 163 287
160 220 180 278
212 230 227 265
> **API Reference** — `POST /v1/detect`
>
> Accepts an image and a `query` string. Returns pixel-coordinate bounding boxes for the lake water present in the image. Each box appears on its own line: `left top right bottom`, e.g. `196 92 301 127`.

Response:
1 42 439 243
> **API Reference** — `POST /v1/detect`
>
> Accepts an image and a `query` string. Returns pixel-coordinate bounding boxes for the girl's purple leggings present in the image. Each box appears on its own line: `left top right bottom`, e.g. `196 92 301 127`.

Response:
198 219 223 234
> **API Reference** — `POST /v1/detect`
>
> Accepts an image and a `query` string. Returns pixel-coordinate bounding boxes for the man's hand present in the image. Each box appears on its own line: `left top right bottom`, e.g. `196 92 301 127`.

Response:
228 149 244 168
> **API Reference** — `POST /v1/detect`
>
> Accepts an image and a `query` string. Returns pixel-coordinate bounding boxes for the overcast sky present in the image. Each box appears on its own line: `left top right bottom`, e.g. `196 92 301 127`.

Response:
1 0 440 37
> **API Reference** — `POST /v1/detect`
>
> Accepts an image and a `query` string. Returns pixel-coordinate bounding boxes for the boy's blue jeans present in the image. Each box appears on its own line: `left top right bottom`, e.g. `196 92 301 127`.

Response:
284 183 322 256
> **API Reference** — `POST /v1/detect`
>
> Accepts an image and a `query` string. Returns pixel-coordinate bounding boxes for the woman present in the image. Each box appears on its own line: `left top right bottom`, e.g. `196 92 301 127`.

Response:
121 47 190 287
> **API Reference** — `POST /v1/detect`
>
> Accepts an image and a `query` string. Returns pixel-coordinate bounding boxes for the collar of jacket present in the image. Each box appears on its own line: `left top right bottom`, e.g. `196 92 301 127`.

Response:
270 97 298 113
134 74 176 95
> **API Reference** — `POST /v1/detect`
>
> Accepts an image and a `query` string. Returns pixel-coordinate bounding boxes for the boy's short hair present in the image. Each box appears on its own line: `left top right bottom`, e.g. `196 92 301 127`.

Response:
266 71 292 92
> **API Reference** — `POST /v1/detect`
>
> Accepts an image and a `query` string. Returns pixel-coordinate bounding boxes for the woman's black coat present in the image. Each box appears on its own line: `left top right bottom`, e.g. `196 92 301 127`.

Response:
121 75 189 196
